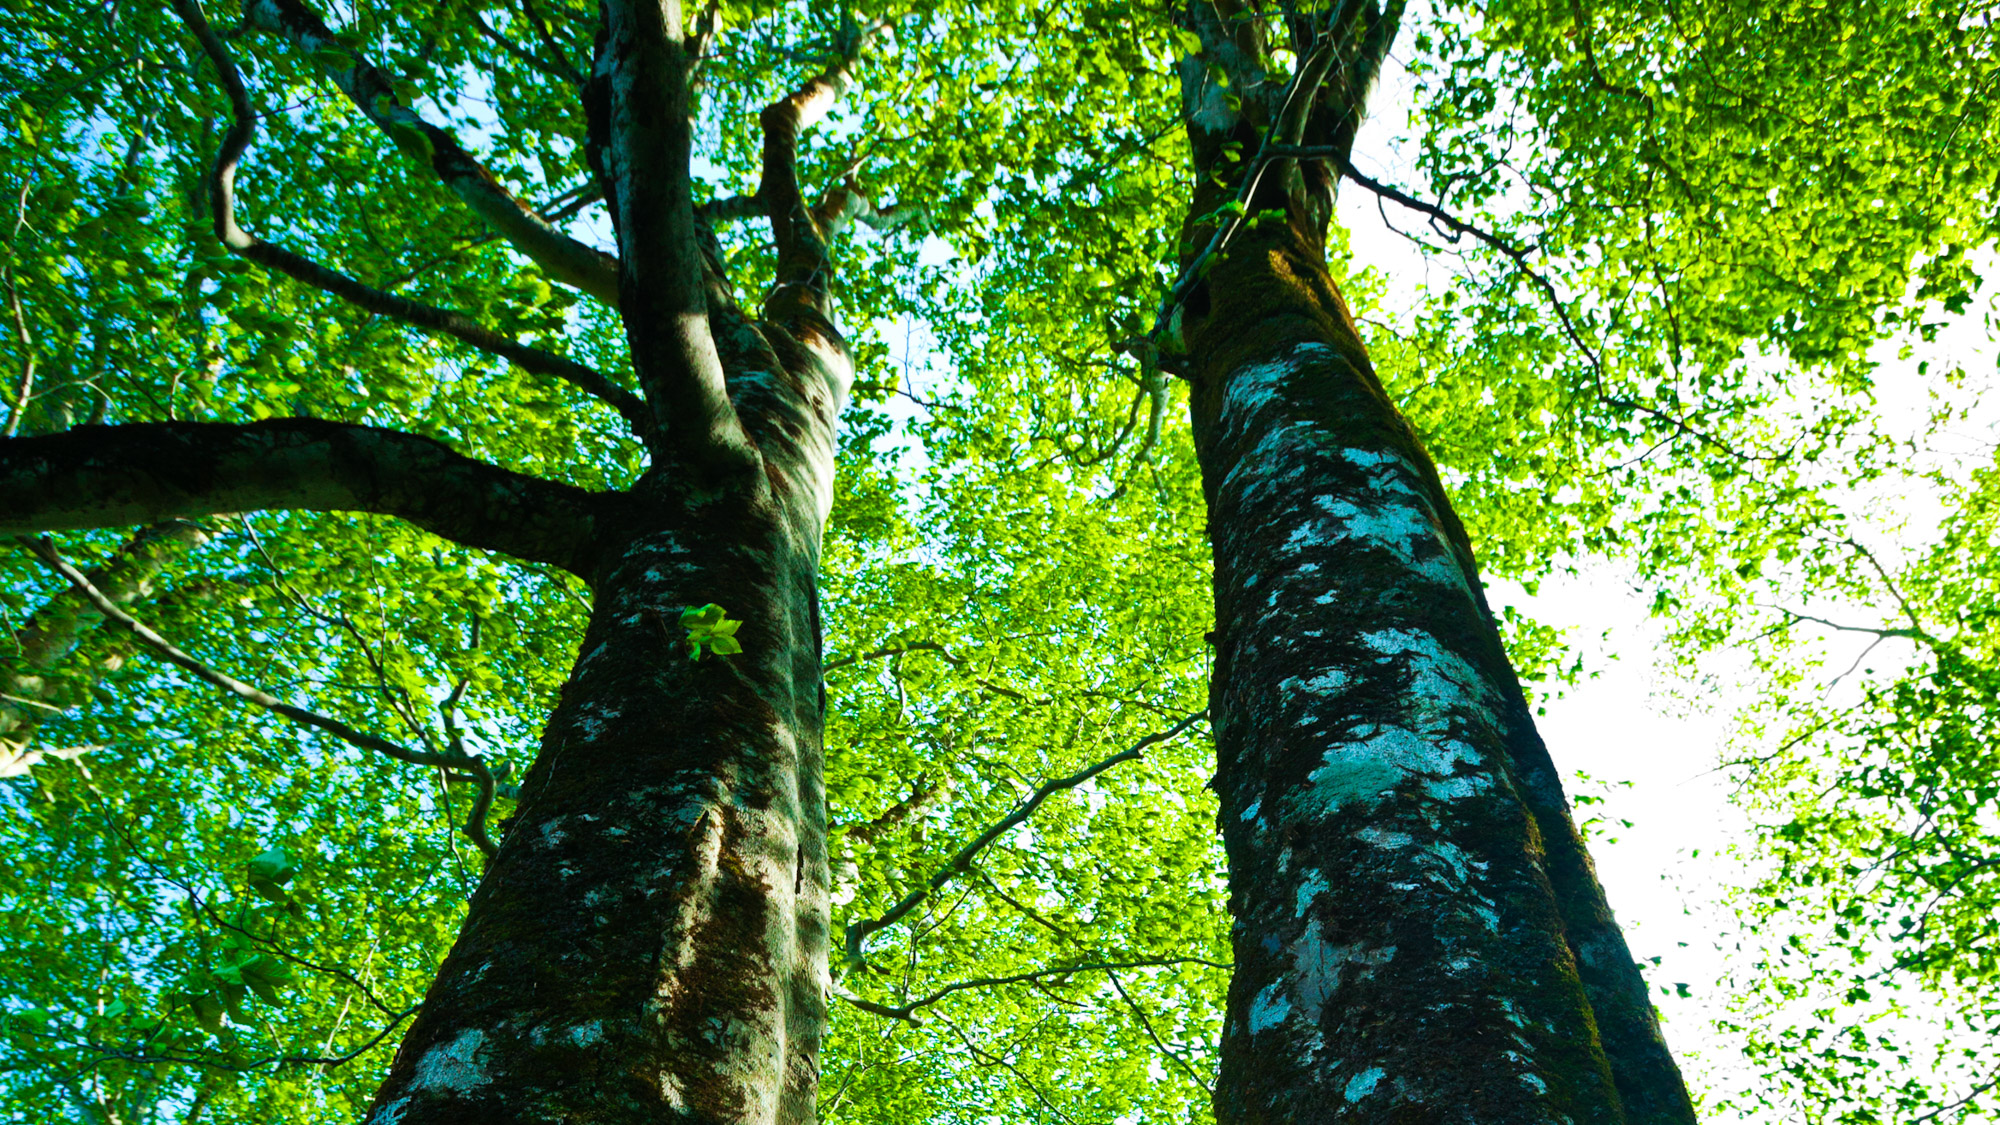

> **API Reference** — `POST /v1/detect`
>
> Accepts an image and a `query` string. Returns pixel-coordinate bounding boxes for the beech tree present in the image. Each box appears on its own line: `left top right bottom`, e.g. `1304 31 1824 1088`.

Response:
1 0 1994 1122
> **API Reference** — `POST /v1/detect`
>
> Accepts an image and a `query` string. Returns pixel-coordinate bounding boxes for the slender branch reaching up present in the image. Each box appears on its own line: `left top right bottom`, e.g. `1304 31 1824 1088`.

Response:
243 0 620 304
23 536 499 856
0 419 607 578
517 0 583 85
470 11 576 87
840 709 1209 971
1329 156 1778 463
1105 968 1216 1093
171 0 651 440
1844 536 1931 638
599 0 757 471
2 262 36 439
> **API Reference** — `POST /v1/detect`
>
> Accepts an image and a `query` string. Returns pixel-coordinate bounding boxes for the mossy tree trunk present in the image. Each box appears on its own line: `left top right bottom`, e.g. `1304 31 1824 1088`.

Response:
1 0 864 1119
1162 2 1696 1121
363 345 847 1124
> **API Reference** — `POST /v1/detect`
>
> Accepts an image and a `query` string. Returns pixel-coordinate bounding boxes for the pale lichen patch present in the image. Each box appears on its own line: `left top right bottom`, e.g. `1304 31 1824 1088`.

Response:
1299 724 1482 816
1248 984 1292 1034
1295 868 1329 916
1344 1066 1386 1102
410 1028 492 1095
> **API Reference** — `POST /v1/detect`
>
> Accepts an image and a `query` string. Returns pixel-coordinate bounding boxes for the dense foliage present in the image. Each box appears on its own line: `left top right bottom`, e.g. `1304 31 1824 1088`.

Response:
0 0 1993 1120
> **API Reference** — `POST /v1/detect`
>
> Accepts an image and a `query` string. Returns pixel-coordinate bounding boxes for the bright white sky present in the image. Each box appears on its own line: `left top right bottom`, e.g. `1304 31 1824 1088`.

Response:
1337 30 2000 1115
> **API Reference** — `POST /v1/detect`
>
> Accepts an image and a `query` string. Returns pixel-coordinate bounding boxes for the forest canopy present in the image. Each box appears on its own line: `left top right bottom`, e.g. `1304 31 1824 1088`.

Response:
0 0 1995 1121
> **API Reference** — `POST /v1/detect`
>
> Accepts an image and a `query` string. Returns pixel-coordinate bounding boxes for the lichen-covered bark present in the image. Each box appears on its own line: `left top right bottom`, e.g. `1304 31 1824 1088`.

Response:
362 310 849 1125
1181 215 1694 1122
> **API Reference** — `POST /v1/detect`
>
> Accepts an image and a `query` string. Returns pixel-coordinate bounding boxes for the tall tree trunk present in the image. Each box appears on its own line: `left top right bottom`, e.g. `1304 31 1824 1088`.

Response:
363 332 847 1125
1167 10 1697 1119
1184 213 1697 1125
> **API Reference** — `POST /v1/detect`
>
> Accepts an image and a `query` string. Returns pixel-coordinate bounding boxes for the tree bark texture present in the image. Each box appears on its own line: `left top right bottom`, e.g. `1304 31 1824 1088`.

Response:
1179 149 1696 1125
362 314 849 1124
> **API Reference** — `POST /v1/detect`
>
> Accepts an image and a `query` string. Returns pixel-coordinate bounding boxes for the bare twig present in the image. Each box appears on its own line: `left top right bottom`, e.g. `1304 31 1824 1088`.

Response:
1107 967 1215 1093
22 535 499 856
933 1012 1081 1125
840 709 1208 970
1325 156 1774 464
837 955 1231 1025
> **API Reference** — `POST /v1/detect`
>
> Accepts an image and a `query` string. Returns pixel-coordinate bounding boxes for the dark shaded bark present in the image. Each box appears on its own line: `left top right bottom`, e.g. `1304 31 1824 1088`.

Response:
359 0 857 1104
1167 4 1697 1121
0 420 605 577
361 288 849 1125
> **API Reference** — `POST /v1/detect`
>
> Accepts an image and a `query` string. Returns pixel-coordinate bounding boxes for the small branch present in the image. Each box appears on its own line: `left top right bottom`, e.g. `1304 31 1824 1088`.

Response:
1753 603 1926 642
1844 536 1931 640
836 956 1231 1024
84 1004 419 1074
822 641 963 672
933 1012 1081 1125
1106 967 1215 1094
2 262 37 438
23 536 498 856
840 709 1208 970
469 11 574 86
1327 156 1775 464
516 0 582 85
244 0 618 303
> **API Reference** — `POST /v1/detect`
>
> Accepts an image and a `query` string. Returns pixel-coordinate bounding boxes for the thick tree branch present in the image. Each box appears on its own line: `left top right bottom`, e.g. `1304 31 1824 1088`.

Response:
24 536 499 857
840 709 1208 971
599 0 756 471
244 0 620 304
757 18 881 321
171 0 650 440
0 420 605 578
696 194 765 224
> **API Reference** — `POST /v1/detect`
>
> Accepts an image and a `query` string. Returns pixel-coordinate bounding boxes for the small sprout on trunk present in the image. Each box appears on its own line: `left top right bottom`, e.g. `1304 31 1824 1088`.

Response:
681 604 744 660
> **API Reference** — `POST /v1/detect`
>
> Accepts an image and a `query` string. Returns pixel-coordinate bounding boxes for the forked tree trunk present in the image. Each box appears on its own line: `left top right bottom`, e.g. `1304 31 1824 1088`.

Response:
364 331 848 1125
